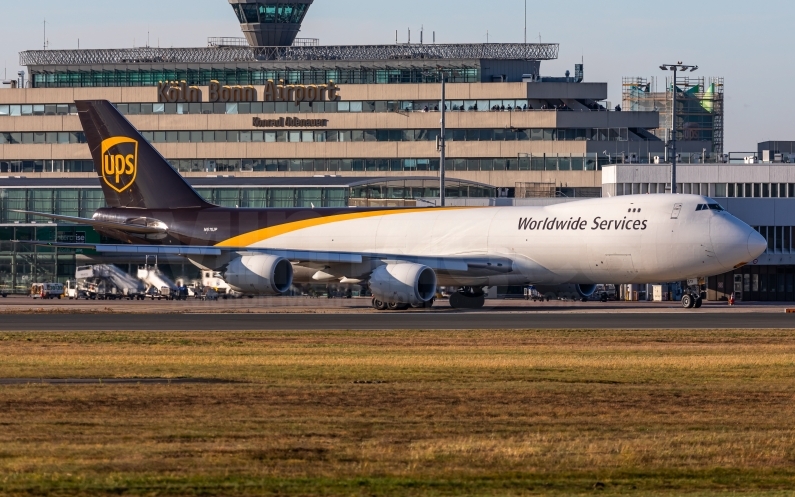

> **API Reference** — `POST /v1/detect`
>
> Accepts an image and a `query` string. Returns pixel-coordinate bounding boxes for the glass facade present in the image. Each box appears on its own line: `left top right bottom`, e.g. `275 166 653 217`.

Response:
0 100 627 117
753 226 795 255
0 189 105 220
232 3 310 24
612 182 795 198
31 68 480 88
0 180 494 222
0 225 101 293
1 128 644 146
0 132 86 145
174 156 601 173
194 187 348 208
709 267 795 303
0 160 94 173
0 156 602 174
142 128 636 143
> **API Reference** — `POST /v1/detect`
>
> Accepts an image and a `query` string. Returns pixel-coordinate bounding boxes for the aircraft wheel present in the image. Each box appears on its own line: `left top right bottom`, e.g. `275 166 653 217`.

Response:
450 291 486 310
372 298 388 311
681 294 694 309
694 297 703 309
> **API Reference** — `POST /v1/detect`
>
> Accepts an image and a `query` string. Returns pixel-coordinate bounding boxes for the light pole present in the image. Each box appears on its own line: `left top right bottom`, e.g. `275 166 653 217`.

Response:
659 62 698 194
438 70 446 207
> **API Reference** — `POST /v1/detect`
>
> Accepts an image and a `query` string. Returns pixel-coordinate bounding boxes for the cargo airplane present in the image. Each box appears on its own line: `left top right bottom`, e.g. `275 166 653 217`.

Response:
16 101 766 310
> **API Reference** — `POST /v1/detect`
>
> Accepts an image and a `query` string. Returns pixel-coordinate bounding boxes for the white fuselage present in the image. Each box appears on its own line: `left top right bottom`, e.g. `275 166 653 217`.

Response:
249 195 766 287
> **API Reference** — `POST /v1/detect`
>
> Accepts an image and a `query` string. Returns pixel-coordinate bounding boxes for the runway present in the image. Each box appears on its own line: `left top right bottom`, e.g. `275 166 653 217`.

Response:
0 310 793 331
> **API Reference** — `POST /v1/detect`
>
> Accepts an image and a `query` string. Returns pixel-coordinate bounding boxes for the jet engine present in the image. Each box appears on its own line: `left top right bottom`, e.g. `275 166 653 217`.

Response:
224 255 294 295
369 263 437 306
534 284 598 302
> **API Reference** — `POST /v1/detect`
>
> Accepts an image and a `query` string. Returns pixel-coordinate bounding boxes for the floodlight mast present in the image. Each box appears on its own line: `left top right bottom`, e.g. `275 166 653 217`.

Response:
438 70 446 207
660 62 698 194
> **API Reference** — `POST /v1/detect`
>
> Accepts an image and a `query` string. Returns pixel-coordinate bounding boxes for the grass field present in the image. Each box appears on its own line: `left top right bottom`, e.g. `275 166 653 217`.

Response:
1 329 795 496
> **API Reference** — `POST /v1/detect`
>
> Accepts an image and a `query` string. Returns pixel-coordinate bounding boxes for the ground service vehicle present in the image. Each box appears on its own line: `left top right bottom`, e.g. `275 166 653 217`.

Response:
64 280 85 300
16 100 767 311
30 283 64 299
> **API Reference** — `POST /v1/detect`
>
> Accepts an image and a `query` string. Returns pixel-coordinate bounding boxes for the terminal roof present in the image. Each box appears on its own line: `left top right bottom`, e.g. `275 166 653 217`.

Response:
20 43 559 67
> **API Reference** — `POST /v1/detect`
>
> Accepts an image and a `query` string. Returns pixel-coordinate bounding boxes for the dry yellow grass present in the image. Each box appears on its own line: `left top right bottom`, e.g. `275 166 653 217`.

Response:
0 329 794 496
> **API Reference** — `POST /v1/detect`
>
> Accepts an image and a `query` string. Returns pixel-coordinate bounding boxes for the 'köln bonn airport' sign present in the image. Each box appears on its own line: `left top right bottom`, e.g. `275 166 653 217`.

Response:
158 80 341 105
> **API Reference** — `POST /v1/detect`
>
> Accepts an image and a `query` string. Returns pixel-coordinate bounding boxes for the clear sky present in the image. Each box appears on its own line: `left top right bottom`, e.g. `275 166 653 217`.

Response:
2 0 791 152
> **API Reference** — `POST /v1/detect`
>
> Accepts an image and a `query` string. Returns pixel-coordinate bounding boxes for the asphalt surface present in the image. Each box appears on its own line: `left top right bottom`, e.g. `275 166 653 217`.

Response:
1 311 794 331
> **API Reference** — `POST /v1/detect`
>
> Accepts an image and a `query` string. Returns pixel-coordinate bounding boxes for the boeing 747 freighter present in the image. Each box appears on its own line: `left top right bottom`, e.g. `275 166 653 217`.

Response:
17 101 766 310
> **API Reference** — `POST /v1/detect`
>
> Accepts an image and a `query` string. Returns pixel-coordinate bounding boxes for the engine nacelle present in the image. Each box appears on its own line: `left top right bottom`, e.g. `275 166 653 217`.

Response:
534 284 598 301
370 263 437 306
224 255 294 295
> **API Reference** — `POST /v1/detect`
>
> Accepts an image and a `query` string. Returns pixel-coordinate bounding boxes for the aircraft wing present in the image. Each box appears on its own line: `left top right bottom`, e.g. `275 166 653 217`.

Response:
11 210 167 235
15 241 514 274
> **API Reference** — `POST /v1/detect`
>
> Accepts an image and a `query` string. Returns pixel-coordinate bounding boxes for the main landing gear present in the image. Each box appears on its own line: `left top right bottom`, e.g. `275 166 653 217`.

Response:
449 287 486 310
372 299 435 311
372 286 487 312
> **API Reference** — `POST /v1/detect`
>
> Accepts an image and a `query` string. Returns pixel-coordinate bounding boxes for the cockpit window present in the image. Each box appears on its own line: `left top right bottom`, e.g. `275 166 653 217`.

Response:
696 203 725 212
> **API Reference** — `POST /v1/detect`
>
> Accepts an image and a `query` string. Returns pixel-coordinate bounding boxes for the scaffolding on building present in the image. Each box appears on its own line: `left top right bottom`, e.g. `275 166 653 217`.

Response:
622 76 724 156
515 182 557 198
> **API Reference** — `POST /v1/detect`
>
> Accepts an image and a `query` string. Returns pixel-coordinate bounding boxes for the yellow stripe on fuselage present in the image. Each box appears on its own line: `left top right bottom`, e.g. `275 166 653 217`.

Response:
215 207 478 248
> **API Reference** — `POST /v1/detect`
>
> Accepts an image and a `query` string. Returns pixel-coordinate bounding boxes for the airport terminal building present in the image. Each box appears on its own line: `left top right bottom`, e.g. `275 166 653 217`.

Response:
0 0 668 291
0 0 791 301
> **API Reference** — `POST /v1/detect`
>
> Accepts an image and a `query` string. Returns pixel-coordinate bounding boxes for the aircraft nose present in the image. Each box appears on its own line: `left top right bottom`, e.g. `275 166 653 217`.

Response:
747 230 767 259
711 215 765 270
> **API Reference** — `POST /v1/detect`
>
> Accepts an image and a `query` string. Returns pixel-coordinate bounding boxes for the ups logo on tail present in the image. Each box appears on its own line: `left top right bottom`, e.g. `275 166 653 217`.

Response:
100 137 138 193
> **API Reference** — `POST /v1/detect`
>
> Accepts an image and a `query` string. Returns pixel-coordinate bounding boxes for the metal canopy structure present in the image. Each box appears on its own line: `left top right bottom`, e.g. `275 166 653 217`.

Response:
20 43 559 66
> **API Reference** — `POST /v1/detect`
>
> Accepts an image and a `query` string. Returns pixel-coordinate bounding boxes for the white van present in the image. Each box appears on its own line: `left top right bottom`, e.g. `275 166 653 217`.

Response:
30 283 64 299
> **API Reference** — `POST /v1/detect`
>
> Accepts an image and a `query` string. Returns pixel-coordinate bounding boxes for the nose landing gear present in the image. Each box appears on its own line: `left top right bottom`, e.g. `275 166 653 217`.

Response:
681 287 703 309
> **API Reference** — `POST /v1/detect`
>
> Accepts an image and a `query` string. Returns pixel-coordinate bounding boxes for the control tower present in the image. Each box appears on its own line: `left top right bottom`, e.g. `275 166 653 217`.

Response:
228 0 314 47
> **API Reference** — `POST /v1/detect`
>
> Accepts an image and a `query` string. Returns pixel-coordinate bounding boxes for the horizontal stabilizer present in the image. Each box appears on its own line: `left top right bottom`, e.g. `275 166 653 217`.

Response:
16 241 221 257
11 210 167 235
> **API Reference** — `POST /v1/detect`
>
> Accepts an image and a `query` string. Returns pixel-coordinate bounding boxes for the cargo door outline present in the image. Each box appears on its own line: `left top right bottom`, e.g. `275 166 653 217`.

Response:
671 203 683 219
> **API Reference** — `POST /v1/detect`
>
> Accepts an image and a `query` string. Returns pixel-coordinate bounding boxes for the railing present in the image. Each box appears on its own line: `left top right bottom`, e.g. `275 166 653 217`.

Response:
292 38 320 47
20 43 560 66
208 37 320 48
207 37 249 47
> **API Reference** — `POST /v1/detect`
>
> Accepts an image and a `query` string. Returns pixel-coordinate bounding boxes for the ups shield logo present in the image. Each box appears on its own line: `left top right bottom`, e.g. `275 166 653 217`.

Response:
100 137 138 193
